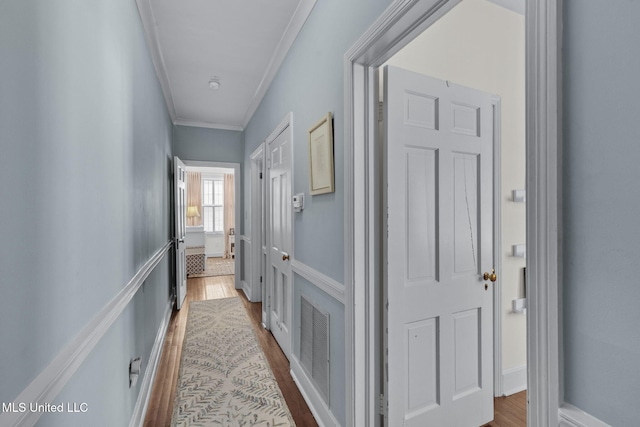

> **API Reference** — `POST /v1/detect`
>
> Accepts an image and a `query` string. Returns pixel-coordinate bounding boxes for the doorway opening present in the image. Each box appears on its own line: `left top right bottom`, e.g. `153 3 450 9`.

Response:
260 113 294 361
344 0 560 425
181 161 242 291
380 1 527 423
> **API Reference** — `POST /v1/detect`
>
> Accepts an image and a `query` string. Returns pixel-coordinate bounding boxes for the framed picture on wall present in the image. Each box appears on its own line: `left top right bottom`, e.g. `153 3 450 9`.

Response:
308 112 335 195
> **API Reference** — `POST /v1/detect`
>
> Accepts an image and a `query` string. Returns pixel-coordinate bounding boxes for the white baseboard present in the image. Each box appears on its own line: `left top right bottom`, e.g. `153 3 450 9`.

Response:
0 241 172 427
206 252 224 259
290 356 340 427
129 299 173 427
502 365 527 396
241 280 253 302
559 404 611 427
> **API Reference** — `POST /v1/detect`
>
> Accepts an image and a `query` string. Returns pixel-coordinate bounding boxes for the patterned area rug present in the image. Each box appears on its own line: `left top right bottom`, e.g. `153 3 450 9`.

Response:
188 257 235 278
171 297 295 426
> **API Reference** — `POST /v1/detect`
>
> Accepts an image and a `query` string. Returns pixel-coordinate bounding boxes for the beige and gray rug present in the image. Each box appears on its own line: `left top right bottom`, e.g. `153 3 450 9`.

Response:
188 257 235 278
171 297 295 426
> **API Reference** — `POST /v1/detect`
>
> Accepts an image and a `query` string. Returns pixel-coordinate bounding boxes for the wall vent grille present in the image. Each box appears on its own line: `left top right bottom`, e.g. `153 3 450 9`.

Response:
300 295 330 403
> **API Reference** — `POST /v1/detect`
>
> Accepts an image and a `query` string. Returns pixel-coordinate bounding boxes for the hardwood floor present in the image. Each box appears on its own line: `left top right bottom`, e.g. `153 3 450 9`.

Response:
484 391 527 427
144 274 525 427
143 275 317 427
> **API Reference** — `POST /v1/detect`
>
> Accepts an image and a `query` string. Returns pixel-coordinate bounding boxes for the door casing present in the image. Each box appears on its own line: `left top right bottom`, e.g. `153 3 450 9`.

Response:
263 112 295 356
250 144 267 324
181 160 242 290
343 1 562 426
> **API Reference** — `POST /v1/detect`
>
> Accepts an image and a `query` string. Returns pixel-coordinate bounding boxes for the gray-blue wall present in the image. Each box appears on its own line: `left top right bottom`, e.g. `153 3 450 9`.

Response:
173 124 244 235
0 0 173 424
563 1 640 425
173 125 244 164
242 0 391 423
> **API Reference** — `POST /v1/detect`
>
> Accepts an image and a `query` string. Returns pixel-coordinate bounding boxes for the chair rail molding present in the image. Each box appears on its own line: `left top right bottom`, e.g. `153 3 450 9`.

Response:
0 241 173 427
291 259 345 304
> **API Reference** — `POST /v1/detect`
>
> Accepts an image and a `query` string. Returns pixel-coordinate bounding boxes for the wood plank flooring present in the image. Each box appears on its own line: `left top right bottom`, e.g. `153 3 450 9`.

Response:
483 391 527 426
143 275 317 427
144 274 525 427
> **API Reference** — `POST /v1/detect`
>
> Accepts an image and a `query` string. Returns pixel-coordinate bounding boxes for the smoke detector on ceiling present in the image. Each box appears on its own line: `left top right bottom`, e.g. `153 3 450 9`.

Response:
209 78 221 90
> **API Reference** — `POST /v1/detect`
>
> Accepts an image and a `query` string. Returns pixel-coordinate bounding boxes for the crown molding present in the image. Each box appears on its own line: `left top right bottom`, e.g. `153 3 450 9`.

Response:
240 0 317 129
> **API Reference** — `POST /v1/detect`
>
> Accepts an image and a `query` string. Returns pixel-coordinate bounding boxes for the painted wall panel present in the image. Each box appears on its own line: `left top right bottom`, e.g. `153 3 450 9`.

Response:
563 0 640 424
0 0 173 422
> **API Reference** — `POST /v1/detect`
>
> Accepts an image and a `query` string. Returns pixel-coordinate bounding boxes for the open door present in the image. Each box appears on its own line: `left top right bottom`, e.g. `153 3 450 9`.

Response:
383 66 495 425
250 144 268 326
267 125 293 359
174 156 187 310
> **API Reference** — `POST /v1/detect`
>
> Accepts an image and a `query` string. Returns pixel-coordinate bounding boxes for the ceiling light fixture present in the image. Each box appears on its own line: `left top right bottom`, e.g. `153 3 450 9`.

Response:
209 78 221 90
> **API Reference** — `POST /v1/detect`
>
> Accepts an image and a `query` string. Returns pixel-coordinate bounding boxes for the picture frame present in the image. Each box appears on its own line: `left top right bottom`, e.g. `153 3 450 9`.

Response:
308 112 335 195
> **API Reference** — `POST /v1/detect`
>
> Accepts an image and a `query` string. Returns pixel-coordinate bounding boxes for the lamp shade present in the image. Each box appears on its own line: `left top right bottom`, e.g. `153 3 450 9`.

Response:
186 206 200 218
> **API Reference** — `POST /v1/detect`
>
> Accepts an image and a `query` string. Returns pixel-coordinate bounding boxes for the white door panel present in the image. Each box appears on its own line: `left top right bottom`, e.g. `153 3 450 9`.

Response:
174 156 187 310
268 126 292 359
384 66 494 426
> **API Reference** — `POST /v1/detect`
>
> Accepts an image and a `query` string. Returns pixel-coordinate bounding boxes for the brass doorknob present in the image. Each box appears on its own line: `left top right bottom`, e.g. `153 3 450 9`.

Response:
483 269 497 282
282 254 290 261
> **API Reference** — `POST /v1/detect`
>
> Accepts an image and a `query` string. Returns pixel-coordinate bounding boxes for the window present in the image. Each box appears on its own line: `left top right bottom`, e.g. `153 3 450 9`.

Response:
202 178 224 233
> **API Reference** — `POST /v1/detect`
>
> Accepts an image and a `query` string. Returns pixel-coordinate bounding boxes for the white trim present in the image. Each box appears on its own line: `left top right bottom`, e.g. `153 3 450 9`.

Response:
182 160 242 290
291 260 345 304
173 119 243 132
0 241 173 427
290 357 340 427
205 252 224 259
492 96 504 398
239 1 317 128
134 0 177 122
136 0 315 131
264 112 294 337
265 112 294 145
502 365 527 397
239 235 254 301
241 283 252 302
250 142 267 317
559 404 611 427
129 299 173 427
345 0 561 426
525 0 562 425
344 2 464 425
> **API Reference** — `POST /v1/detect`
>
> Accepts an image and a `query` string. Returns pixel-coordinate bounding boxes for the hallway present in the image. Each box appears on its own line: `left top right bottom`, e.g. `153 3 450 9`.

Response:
143 276 526 426
143 275 317 426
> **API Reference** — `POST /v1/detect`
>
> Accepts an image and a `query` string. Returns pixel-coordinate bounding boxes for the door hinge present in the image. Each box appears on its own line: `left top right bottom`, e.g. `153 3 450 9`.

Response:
259 172 263 179
379 393 386 416
378 101 384 122
260 275 263 283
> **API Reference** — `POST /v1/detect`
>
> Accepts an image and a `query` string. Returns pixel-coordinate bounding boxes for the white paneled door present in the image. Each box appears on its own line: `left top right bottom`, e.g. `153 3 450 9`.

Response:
383 66 494 426
174 156 187 310
268 125 293 359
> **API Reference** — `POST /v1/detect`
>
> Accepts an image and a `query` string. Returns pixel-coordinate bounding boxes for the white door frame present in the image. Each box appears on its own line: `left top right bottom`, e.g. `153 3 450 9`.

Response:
250 143 267 323
343 1 561 426
264 112 294 345
182 160 242 289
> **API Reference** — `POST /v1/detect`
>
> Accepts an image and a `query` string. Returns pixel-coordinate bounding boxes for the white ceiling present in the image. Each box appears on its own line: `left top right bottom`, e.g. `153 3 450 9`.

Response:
136 0 317 131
